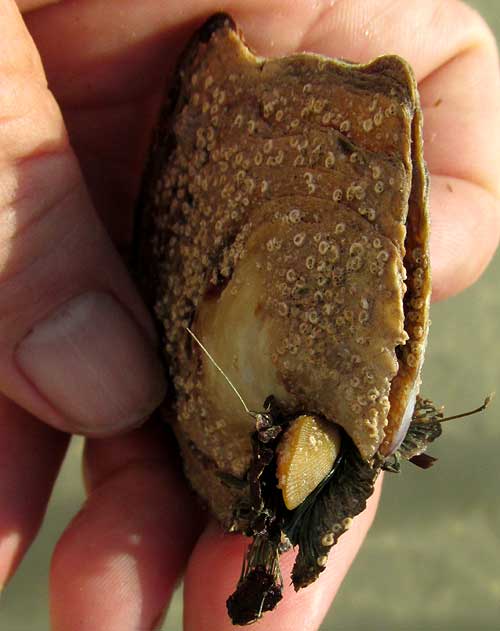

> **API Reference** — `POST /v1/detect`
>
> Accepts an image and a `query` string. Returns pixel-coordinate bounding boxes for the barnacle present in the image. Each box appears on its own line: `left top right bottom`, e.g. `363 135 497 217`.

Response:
276 415 342 510
134 13 490 626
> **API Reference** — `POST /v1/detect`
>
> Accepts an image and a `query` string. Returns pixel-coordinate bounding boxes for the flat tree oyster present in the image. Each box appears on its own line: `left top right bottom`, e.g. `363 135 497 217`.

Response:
134 13 489 626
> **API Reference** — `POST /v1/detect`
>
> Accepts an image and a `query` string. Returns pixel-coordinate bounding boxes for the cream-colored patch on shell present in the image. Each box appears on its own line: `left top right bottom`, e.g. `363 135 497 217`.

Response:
276 415 342 510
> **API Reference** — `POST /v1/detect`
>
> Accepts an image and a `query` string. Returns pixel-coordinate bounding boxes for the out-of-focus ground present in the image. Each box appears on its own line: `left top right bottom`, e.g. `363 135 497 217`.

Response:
1 1 499 630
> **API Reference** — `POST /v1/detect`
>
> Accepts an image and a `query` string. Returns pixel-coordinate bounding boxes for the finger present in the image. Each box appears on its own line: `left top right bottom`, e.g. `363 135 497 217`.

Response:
419 33 500 197
184 478 383 631
430 175 499 302
50 419 205 631
0 1 166 436
25 0 500 300
17 0 61 13
416 13 500 301
0 393 68 588
22 1 495 102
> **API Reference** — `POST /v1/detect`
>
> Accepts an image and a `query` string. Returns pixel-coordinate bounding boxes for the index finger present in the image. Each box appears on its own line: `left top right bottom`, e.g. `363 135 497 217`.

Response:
24 0 500 302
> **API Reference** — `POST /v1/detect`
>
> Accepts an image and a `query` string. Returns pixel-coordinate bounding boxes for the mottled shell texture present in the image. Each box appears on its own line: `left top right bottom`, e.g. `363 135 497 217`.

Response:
136 15 430 525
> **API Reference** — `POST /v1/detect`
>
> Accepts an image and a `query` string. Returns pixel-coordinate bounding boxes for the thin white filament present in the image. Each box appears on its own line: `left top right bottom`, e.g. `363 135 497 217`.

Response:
186 327 250 414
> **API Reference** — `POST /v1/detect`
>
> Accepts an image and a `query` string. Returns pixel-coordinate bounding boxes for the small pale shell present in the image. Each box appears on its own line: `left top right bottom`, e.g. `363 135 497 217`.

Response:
276 415 342 510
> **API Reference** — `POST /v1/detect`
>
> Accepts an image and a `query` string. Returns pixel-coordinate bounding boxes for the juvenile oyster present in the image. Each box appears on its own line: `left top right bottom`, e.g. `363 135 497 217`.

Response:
134 12 487 626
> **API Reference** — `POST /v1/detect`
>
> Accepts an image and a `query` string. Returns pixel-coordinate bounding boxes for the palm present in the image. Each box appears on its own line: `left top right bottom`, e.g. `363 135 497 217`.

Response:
2 1 498 631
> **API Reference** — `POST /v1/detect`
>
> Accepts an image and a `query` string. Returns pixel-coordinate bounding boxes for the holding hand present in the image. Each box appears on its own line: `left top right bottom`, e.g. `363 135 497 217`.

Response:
1 1 499 630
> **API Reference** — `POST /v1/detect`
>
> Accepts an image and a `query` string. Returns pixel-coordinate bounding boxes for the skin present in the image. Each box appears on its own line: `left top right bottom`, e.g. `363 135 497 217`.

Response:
0 1 499 630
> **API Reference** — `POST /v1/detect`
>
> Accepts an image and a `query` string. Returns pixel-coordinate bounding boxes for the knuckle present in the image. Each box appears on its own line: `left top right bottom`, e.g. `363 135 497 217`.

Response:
0 72 67 165
447 1 498 52
0 151 82 291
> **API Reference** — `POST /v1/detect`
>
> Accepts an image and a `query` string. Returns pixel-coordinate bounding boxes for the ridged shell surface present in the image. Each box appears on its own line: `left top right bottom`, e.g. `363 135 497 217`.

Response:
276 415 342 510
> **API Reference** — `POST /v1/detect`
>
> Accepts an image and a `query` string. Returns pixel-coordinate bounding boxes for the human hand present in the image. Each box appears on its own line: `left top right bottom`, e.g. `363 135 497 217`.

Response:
2 1 499 630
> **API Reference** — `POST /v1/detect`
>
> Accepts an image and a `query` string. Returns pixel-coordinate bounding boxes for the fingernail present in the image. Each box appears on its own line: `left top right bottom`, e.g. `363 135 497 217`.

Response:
16 292 166 434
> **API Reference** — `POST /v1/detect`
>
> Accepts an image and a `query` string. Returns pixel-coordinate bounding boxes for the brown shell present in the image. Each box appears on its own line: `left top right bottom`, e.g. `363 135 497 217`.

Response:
135 14 430 521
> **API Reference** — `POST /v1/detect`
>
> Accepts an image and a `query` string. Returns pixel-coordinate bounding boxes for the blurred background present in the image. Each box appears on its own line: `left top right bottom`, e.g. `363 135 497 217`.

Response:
1 1 499 630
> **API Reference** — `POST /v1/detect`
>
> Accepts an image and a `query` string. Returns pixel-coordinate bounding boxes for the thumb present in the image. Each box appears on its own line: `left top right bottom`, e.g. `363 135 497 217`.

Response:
0 1 165 436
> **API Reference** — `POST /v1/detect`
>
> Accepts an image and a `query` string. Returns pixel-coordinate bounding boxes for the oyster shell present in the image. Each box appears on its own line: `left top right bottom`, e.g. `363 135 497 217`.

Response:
134 13 487 626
